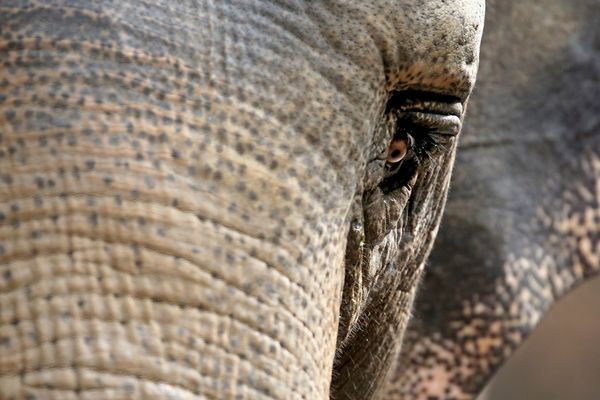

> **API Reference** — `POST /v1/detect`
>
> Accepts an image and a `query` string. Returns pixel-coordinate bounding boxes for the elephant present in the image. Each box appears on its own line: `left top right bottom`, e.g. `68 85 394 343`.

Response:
383 0 600 398
0 1 485 399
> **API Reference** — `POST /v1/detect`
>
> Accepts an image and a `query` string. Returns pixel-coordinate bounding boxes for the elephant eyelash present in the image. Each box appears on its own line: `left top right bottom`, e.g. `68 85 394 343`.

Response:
413 123 457 164
379 91 463 194
379 124 440 194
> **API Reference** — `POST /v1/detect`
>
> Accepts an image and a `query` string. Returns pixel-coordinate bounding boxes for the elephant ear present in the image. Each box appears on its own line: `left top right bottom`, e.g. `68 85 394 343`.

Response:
384 0 600 398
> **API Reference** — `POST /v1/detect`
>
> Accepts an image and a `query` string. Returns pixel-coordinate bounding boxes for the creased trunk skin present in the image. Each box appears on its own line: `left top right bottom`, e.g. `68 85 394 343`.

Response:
0 1 385 398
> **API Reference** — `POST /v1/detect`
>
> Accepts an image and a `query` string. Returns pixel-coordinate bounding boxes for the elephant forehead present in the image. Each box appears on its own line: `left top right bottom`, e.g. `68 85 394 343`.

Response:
320 0 485 97
386 0 485 95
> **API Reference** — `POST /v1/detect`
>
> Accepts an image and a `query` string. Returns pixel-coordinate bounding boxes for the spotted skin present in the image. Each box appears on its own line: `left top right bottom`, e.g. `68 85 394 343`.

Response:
385 0 600 398
0 1 483 399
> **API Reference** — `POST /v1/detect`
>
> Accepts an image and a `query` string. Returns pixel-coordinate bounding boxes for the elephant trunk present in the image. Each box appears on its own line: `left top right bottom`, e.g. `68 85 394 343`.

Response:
0 1 382 398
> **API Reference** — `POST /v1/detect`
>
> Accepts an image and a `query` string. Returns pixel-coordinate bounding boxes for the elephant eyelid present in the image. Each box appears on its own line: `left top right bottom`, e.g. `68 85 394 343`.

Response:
386 89 464 137
386 89 463 115
398 111 462 137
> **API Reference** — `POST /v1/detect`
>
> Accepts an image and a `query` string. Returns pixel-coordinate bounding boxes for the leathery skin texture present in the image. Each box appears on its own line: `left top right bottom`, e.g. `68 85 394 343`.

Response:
0 1 483 399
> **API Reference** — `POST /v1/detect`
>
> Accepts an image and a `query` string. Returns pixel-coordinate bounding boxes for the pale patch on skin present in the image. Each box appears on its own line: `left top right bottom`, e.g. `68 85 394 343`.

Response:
402 338 473 400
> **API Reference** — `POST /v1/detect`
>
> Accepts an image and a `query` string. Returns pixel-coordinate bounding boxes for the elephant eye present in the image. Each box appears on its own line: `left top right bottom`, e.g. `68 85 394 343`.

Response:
379 90 463 194
386 130 414 165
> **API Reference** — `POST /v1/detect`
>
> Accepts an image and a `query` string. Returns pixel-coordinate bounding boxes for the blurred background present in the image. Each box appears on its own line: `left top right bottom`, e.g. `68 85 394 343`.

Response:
478 277 600 400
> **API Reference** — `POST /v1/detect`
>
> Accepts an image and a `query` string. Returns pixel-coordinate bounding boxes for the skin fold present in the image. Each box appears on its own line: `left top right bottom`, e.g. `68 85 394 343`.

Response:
0 1 483 399
385 0 600 398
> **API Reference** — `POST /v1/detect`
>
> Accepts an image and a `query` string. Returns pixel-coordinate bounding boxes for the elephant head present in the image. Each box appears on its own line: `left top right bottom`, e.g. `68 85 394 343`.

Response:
385 0 600 398
0 1 484 399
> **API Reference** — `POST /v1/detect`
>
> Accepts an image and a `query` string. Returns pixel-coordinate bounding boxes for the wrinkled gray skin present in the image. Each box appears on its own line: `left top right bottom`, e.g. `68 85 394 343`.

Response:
386 0 600 398
0 1 484 399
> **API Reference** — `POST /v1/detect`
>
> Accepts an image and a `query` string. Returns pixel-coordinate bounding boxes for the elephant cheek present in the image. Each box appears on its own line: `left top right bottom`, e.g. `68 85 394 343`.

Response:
335 149 457 399
337 175 415 347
